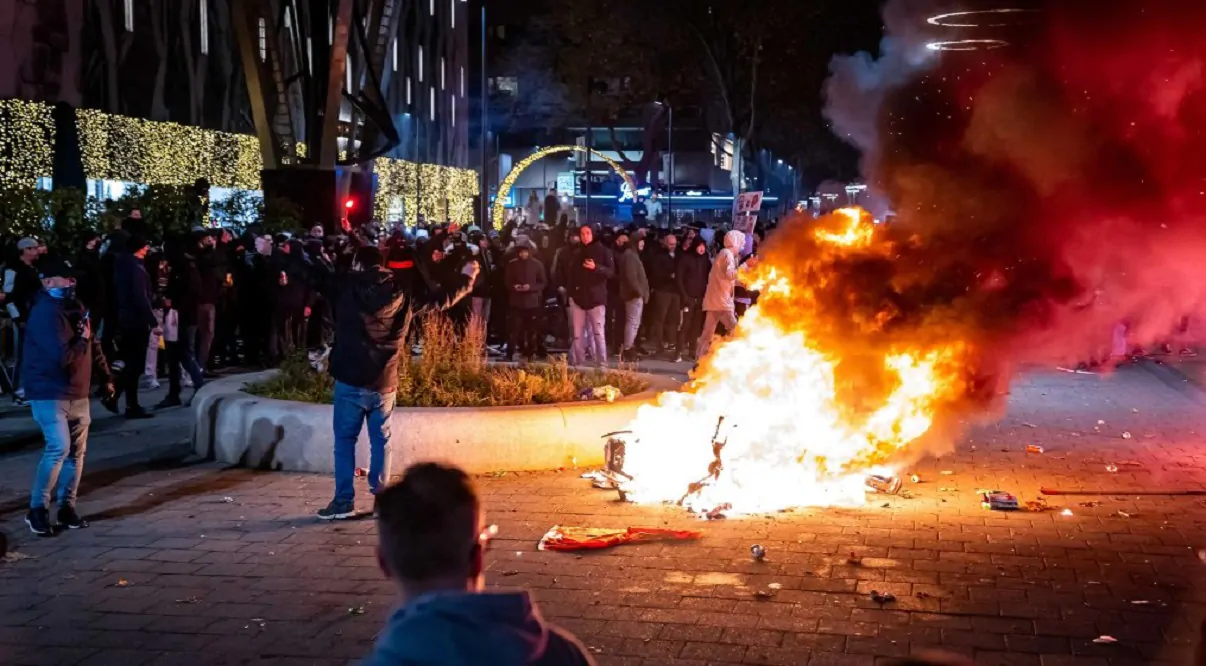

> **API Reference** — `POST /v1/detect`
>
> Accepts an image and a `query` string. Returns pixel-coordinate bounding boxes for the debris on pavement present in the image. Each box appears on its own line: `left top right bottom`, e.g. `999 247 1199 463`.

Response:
347 606 366 616
1060 508 1074 516
750 544 767 561
1024 499 1051 512
1130 600 1150 605
753 589 774 600
2 551 35 564
114 579 131 588
910 474 920 483
538 525 701 551
174 597 201 604
1115 510 1132 518
1079 501 1104 508
1105 464 1119 473
865 474 902 495
1023 422 1037 428
220 496 235 503
1092 636 1118 644
1121 431 1132 439
501 570 519 576
870 590 897 604
940 470 954 475
768 583 782 590
354 468 367 477
1026 445 1044 454
847 552 863 566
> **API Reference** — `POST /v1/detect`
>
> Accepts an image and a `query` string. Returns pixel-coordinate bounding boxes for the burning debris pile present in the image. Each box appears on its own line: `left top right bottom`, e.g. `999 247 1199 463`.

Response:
592 0 1206 517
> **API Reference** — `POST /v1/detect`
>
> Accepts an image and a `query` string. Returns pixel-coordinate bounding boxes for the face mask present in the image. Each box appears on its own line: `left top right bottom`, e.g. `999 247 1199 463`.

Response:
47 285 76 300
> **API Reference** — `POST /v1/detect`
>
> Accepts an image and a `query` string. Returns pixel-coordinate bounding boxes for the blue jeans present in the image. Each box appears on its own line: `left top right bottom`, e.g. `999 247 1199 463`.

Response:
29 399 91 509
569 301 607 367
333 381 396 504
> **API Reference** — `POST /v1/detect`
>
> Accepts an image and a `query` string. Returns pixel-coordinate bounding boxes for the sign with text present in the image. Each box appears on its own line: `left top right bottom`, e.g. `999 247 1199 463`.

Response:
733 191 764 218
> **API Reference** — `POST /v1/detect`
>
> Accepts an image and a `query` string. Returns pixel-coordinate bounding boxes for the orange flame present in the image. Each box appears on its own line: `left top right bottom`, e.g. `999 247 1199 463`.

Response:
619 207 968 515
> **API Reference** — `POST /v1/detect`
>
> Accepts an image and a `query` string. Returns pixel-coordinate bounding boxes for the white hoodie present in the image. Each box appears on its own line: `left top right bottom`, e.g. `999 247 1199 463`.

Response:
702 230 746 312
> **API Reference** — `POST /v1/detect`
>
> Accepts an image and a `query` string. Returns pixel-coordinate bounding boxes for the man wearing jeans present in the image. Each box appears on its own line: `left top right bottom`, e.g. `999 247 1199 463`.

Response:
24 260 116 535
318 245 476 520
614 233 648 362
566 225 614 367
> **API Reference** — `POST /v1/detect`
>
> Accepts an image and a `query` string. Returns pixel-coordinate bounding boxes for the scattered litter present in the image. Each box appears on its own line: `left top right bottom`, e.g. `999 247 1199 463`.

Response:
870 590 896 604
114 579 131 588
2 551 35 563
753 590 774 600
220 497 235 503
354 468 367 477
865 474 902 495
501 570 519 577
1071 432 1081 437
881 502 890 508
1132 408 1139 413
1097 420 1106 425
938 487 956 492
1092 636 1118 644
910 474 920 483
1060 508 1074 516
1115 510 1132 519
347 606 366 616
578 386 622 403
1023 422 1037 428
1079 501 1104 508
847 552 863 566
538 526 701 551
1024 499 1051 512
981 491 1019 511
767 583 782 590
940 470 954 475
250 618 266 628
1130 600 1150 605
486 471 509 478
1121 432 1132 440
1105 464 1119 473
1026 445 1044 454
750 544 767 561
1197 550 1206 563
174 597 201 604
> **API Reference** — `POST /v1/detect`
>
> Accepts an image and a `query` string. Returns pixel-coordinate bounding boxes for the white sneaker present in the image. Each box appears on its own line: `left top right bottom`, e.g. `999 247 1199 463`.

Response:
141 376 161 390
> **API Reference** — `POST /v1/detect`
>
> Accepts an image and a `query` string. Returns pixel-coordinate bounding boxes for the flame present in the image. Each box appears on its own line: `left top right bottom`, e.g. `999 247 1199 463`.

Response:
618 207 969 515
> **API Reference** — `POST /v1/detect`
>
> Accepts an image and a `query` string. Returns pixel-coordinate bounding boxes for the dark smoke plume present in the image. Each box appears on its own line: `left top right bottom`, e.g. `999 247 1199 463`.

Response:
811 0 1206 378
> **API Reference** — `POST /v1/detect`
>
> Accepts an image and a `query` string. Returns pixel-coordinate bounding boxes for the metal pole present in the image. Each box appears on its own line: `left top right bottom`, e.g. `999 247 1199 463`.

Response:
480 1 487 227
667 104 674 229
585 78 591 224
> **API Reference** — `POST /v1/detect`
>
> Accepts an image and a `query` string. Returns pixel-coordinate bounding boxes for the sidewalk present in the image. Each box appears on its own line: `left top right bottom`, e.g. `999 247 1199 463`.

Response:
0 383 197 516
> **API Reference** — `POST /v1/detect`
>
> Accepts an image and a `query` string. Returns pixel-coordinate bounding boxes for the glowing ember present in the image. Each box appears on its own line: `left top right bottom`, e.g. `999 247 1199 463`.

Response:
617 207 969 516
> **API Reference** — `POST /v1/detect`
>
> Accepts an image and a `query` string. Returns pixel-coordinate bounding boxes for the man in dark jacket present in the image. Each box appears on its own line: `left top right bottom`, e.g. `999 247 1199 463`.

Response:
112 236 157 419
23 260 116 535
615 233 649 362
318 246 477 520
565 225 614 367
644 234 683 360
363 463 594 666
158 244 206 409
6 237 46 403
503 240 546 360
676 238 712 360
194 231 224 372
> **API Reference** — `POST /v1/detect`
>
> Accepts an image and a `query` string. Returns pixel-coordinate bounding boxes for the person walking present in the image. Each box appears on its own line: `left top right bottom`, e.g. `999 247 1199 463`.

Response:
317 246 476 520
614 233 649 362
697 230 746 359
503 240 546 360
676 237 711 360
23 259 116 535
565 225 614 368
644 233 683 360
112 236 157 419
363 463 595 666
5 237 45 404
157 242 206 409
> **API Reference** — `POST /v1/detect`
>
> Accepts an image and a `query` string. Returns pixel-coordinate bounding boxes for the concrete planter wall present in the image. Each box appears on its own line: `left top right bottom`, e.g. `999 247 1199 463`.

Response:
192 370 679 475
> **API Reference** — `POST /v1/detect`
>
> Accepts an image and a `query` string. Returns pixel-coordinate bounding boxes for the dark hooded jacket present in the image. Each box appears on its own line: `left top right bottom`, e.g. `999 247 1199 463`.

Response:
22 290 110 401
328 266 471 393
361 591 593 666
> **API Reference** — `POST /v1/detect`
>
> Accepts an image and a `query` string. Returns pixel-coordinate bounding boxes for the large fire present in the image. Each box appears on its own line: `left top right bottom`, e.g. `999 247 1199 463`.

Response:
616 207 971 516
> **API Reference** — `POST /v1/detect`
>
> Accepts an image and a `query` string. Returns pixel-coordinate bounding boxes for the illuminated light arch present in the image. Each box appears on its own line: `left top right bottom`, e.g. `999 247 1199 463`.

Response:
925 39 1010 52
926 8 1038 28
492 146 636 229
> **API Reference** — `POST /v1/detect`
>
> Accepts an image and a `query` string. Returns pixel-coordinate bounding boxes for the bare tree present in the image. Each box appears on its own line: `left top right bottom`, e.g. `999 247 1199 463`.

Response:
92 0 121 112
179 0 208 125
148 0 170 121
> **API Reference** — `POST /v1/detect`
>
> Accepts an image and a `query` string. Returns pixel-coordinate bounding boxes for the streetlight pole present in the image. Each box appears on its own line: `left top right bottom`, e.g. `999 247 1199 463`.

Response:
667 103 674 229
479 1 487 227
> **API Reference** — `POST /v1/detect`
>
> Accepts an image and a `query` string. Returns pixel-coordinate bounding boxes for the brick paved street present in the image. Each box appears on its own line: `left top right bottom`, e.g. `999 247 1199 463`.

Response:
3 362 1206 665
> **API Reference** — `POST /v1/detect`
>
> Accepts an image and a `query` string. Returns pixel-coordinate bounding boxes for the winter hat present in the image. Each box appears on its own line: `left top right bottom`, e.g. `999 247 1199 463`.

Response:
128 235 151 254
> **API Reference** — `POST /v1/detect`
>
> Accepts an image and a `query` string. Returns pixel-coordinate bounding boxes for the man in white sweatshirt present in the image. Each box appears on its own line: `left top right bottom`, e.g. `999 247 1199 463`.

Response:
697 229 746 359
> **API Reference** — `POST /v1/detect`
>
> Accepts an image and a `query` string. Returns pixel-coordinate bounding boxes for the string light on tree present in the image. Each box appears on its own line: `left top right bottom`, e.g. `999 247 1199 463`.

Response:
492 145 636 229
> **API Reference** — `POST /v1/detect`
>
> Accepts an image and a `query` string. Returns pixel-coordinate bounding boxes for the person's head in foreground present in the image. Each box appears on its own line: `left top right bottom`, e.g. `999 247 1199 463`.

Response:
364 463 594 666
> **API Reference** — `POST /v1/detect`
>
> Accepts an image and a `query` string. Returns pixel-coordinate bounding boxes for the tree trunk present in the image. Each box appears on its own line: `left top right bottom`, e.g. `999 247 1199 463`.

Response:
60 0 85 106
179 0 207 125
731 136 744 195
149 0 169 121
211 0 234 130
93 0 121 113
